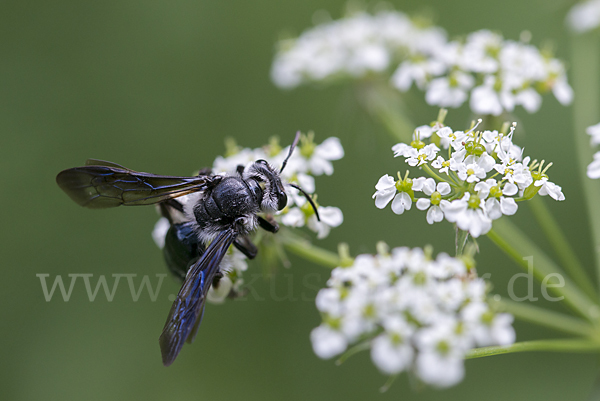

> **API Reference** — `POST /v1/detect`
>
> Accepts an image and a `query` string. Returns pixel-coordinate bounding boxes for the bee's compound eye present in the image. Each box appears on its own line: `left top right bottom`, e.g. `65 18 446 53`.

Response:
277 191 287 211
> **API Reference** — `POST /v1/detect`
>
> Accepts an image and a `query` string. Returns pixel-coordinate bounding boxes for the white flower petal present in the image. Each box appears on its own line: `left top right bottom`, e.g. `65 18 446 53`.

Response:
391 192 412 214
437 182 451 195
426 206 444 224
374 188 396 209
499 197 518 216
318 206 344 227
315 137 344 161
416 198 431 211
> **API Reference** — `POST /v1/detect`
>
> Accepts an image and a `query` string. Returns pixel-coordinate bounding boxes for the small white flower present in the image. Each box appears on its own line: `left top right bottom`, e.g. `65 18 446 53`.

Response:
588 151 600 179
587 122 600 146
392 142 413 158
152 217 171 249
514 88 542 113
405 143 440 167
552 76 574 106
391 58 446 91
462 302 516 346
425 72 474 108
311 325 348 359
415 179 451 224
281 207 305 227
440 194 492 238
534 177 565 201
371 317 415 374
470 77 504 116
373 174 397 209
475 179 519 220
308 206 344 239
414 321 467 387
282 199 343 239
308 137 344 176
457 154 495 183
431 156 451 174
415 350 465 388
566 0 600 33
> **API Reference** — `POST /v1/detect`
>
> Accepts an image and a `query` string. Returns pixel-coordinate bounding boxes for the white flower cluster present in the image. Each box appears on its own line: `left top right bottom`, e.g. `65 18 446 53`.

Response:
566 0 600 34
373 120 565 237
271 9 572 116
152 134 344 302
586 122 600 179
271 10 445 88
311 246 515 388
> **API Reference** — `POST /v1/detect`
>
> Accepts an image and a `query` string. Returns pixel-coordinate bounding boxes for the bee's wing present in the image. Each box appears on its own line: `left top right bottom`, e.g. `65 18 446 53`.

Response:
159 228 238 366
56 159 221 208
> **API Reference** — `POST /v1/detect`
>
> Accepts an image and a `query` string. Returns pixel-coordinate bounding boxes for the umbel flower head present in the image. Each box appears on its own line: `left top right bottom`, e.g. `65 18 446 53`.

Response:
272 8 572 116
373 117 565 237
152 133 344 301
311 245 515 388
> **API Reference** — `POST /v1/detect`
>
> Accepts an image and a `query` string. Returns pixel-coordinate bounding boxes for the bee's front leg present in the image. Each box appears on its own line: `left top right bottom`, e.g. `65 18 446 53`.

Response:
257 215 279 233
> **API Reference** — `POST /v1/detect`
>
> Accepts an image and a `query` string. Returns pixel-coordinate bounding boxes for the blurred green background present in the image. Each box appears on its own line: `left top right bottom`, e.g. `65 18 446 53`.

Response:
1 0 597 400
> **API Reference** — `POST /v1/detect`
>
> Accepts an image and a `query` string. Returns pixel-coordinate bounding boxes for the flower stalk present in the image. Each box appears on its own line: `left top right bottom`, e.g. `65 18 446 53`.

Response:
466 339 600 359
487 219 599 321
572 33 600 297
528 196 596 299
357 82 415 143
278 230 342 269
494 296 597 338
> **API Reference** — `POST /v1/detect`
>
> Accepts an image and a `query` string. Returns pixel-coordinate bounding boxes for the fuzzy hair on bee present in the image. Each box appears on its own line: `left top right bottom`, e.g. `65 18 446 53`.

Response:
55 131 319 367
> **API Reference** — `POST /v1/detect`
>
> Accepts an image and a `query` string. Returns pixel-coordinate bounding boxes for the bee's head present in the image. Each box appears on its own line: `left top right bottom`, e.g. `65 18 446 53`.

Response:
244 132 320 221
245 159 287 212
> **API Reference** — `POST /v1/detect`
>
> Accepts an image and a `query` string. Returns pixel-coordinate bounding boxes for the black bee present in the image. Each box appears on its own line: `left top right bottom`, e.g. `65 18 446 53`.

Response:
56 132 318 366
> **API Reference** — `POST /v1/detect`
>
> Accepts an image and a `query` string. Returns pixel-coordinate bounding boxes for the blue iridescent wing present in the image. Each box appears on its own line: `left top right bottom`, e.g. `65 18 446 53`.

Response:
56 159 221 208
158 228 238 366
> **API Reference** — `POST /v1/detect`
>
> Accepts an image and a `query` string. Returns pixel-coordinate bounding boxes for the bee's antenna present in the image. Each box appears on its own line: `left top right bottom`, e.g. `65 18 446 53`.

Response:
289 183 320 221
280 131 301 174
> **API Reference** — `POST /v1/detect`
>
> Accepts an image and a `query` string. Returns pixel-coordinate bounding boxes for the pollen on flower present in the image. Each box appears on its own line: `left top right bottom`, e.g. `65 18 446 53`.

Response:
311 246 515 388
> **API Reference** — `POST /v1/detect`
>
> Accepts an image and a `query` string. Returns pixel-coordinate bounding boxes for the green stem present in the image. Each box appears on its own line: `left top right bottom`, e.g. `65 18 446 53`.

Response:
421 163 456 186
495 297 597 338
379 374 400 393
466 339 600 359
335 340 371 366
528 196 596 299
487 218 599 321
279 231 341 269
572 33 600 298
456 228 469 256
